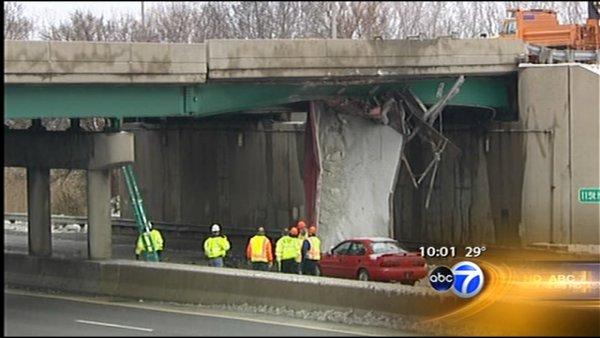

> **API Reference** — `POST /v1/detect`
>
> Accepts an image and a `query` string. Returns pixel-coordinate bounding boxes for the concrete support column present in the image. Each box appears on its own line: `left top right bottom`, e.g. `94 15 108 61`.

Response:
87 169 112 260
27 167 52 257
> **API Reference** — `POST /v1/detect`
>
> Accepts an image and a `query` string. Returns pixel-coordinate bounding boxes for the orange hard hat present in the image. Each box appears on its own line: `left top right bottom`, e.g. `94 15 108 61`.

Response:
297 220 307 229
308 226 317 235
289 227 299 236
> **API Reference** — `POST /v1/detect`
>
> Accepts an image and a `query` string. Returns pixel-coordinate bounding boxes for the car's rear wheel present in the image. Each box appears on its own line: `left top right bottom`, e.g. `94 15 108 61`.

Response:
357 269 370 281
401 280 416 286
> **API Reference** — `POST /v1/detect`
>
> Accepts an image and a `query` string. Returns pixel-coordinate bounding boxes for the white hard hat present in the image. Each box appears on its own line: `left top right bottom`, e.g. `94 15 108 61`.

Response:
211 224 221 232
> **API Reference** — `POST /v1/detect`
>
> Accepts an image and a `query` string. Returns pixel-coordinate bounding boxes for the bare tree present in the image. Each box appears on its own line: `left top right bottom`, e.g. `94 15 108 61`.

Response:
229 2 275 39
149 2 199 42
191 2 234 41
41 10 110 41
4 2 34 40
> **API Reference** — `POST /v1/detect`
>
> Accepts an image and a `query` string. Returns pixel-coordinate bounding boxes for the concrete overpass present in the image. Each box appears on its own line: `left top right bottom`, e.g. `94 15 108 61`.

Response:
4 38 529 259
4 38 598 259
5 38 525 119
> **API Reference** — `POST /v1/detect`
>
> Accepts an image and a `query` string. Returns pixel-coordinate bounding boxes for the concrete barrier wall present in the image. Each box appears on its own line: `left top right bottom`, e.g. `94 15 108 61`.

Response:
4 253 460 317
5 39 523 84
4 40 207 84
8 253 598 335
207 38 525 79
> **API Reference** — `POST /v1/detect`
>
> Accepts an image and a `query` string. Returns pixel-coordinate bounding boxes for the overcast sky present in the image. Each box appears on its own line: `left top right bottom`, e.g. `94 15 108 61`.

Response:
16 1 154 27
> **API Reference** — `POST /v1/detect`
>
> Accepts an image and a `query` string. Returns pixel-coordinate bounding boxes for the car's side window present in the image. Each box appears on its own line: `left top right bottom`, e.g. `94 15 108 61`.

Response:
348 242 366 256
332 241 351 255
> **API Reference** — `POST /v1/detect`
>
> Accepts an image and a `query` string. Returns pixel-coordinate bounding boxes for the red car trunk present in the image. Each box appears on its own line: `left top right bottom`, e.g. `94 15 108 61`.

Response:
319 238 429 284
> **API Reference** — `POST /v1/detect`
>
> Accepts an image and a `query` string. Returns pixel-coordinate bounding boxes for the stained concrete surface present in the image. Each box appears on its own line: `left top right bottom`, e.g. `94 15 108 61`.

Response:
4 40 207 84
118 120 305 233
5 38 524 84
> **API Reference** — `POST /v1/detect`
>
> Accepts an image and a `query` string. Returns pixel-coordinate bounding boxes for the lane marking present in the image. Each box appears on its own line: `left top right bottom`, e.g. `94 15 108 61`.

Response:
5 289 391 336
75 319 153 332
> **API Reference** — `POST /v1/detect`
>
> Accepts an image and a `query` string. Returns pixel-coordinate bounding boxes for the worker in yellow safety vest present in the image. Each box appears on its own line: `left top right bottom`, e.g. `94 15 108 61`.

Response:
246 226 273 271
301 226 321 275
203 223 231 267
275 227 301 274
135 222 164 261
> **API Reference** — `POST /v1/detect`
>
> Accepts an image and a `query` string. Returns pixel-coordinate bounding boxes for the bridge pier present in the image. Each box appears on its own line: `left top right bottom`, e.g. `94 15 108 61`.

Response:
87 169 112 259
306 101 404 250
26 167 52 257
5 130 134 259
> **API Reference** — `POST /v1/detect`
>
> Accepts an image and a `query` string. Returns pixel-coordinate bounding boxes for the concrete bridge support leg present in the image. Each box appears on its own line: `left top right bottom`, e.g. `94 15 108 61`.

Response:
307 102 404 250
87 169 112 260
27 167 52 257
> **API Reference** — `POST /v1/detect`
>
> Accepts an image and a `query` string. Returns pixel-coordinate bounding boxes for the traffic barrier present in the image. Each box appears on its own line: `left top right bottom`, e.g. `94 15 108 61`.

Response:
4 253 461 318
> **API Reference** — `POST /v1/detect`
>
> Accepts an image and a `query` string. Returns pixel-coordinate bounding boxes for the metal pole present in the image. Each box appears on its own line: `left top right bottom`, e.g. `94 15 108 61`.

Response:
141 1 145 27
331 2 338 39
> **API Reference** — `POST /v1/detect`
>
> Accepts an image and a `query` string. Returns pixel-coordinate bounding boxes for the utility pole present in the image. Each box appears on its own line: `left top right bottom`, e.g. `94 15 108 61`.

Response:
141 1 145 27
331 2 338 39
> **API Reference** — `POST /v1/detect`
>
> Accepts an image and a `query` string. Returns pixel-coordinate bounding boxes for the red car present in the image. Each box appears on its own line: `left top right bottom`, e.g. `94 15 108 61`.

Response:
318 237 428 285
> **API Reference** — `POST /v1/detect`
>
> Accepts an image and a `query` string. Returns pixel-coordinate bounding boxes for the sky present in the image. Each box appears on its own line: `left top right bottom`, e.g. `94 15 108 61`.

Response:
16 1 153 26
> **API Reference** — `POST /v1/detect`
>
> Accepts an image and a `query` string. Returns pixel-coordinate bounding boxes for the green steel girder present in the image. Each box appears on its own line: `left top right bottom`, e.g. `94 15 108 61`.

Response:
4 75 517 120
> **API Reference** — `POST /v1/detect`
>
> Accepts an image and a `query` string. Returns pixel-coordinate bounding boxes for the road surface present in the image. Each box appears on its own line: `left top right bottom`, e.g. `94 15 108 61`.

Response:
4 289 405 336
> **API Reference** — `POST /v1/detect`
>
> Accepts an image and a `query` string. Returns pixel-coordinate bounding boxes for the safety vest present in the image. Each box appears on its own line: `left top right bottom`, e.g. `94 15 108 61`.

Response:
204 235 230 259
307 236 321 261
276 235 301 261
135 229 164 255
248 235 272 263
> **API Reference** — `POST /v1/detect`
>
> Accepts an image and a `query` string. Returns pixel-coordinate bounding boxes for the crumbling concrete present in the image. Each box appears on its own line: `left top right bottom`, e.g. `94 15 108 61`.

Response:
311 102 403 250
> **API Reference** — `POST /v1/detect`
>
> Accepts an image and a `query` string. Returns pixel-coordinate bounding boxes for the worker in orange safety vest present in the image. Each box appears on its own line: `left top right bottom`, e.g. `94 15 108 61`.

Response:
246 226 273 271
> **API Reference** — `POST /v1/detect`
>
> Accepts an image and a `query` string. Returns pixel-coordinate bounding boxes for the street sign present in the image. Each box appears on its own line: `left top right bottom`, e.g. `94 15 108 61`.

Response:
579 188 600 204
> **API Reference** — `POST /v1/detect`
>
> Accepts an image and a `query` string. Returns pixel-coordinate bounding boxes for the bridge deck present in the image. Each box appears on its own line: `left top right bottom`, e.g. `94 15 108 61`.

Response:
4 38 524 119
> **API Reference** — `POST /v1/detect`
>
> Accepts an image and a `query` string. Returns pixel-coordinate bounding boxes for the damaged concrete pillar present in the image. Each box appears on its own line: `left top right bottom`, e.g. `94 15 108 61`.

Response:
87 169 112 260
27 167 52 257
307 101 404 250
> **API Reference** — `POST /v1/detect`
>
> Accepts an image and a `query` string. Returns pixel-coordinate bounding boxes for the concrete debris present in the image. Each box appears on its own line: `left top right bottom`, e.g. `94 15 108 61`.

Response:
314 104 404 250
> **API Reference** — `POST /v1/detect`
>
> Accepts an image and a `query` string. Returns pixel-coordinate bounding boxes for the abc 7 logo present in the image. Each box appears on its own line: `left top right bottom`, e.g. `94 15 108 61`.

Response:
429 261 485 298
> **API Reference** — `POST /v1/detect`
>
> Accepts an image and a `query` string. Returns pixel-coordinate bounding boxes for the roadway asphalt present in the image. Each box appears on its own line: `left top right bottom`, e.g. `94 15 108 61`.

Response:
4 290 365 336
